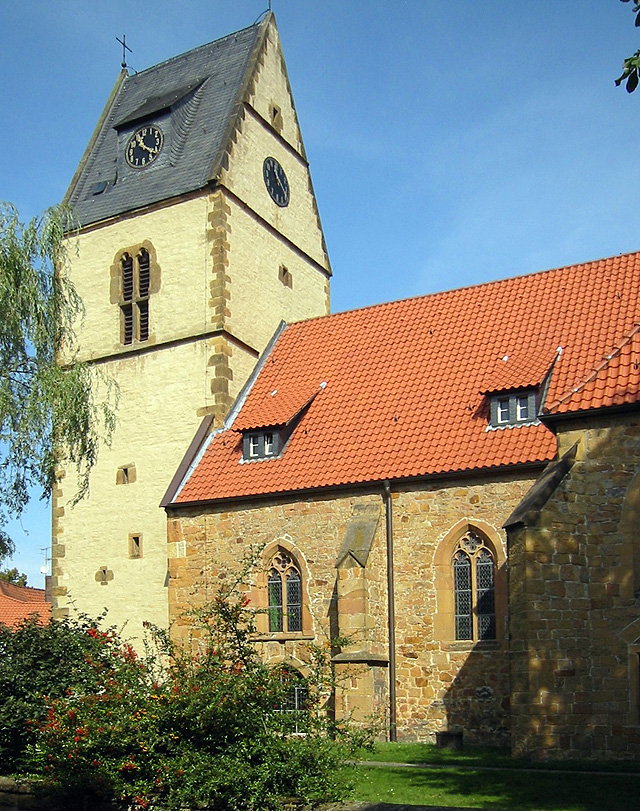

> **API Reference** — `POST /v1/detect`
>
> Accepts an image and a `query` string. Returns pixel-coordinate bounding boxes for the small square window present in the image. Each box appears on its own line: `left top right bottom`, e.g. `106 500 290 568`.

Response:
249 435 260 458
270 103 283 133
129 534 142 559
279 265 293 288
244 430 283 460
497 398 510 424
116 464 136 485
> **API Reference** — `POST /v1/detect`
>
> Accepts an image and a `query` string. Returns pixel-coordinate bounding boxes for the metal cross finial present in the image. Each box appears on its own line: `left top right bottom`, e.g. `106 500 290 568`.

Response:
116 34 132 69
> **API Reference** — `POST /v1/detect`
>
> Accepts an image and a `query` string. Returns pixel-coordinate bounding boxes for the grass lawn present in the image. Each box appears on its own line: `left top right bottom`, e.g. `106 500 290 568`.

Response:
350 743 640 810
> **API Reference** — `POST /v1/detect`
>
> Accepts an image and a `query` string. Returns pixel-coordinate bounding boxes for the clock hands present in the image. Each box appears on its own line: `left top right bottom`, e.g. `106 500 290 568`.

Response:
135 132 159 156
263 157 289 207
272 170 284 193
126 125 164 168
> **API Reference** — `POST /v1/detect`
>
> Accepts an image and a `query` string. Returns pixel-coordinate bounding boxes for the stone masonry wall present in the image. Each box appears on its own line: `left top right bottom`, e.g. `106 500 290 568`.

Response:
168 468 537 743
509 412 640 760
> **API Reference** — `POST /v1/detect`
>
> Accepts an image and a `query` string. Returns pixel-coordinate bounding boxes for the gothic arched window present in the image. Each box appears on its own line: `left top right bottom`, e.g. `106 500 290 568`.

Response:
453 530 496 641
268 549 302 633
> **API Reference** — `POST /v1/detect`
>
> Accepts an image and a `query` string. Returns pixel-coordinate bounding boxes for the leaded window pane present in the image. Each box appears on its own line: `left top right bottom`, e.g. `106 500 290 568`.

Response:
286 569 302 631
454 551 472 640
476 549 496 640
478 613 496 640
268 569 283 632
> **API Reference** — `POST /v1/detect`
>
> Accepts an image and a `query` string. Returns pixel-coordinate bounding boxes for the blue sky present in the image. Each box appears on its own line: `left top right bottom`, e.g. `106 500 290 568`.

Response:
2 1 639 585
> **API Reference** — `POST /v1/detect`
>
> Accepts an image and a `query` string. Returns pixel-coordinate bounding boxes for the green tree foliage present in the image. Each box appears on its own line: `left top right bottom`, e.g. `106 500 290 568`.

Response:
616 0 640 92
0 203 116 559
9 573 367 810
0 565 27 586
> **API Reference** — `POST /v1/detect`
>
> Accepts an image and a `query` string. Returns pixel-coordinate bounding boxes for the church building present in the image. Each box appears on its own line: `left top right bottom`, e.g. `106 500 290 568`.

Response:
163 252 640 760
52 13 331 636
54 13 640 760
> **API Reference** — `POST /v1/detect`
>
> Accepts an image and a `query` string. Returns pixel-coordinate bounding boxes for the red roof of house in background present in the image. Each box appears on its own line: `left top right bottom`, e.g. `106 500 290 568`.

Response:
0 581 50 629
174 251 640 505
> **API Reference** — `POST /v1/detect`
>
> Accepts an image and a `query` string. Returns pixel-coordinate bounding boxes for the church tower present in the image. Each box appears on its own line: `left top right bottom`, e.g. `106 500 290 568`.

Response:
51 14 331 633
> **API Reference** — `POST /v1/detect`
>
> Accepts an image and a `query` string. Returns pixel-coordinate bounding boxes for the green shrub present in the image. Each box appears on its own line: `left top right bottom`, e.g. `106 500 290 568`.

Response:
23 576 366 810
0 611 122 772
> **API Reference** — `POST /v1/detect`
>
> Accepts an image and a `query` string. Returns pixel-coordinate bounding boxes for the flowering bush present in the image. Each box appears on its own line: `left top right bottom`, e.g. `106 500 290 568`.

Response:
23 572 367 810
0 610 124 772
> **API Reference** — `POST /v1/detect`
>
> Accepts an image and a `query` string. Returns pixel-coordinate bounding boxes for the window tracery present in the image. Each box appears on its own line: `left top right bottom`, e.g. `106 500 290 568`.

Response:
453 530 496 641
267 549 302 633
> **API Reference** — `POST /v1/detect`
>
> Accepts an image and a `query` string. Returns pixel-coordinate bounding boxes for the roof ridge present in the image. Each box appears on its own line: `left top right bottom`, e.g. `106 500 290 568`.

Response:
126 20 262 80
0 581 47 601
546 320 640 412
289 249 640 329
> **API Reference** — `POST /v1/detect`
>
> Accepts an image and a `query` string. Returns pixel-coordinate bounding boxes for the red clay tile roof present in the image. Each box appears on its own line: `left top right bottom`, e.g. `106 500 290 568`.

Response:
479 349 559 394
0 581 50 629
233 382 324 431
174 251 640 504
547 322 640 414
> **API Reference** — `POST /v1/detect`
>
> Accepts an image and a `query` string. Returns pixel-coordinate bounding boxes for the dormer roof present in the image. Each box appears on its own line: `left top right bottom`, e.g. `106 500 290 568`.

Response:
170 250 640 506
233 381 324 432
64 16 271 227
479 349 559 395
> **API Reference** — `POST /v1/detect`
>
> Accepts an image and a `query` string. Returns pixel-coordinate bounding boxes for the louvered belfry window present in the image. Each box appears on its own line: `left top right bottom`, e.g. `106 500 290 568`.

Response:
453 530 496 641
120 248 151 344
268 549 303 633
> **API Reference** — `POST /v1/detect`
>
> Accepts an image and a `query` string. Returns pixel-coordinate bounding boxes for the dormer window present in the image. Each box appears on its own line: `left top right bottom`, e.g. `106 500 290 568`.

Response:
497 398 510 424
490 391 537 428
516 395 529 421
243 430 280 460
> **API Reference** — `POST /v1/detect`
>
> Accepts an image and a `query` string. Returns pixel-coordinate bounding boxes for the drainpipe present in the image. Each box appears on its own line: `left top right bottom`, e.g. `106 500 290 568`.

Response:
383 480 397 741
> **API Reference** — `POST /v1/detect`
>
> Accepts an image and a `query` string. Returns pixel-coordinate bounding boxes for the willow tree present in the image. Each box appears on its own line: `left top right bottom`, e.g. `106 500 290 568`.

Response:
0 203 116 559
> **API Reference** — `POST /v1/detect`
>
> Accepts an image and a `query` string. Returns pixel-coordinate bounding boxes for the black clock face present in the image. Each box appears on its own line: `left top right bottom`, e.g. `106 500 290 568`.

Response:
125 125 164 168
263 157 289 207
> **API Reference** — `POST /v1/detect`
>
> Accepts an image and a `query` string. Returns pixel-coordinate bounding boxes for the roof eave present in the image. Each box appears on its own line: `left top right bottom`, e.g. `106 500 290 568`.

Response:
165 459 549 512
207 12 274 184
62 69 128 211
163 319 288 506
541 399 640 425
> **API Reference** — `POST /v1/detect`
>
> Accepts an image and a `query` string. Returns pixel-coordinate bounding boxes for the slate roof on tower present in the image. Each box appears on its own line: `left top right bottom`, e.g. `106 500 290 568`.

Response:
168 251 640 506
64 16 269 226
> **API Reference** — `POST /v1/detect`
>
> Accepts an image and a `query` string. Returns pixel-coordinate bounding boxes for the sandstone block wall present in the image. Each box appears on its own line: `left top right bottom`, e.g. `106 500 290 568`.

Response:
168 469 537 742
509 413 640 760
